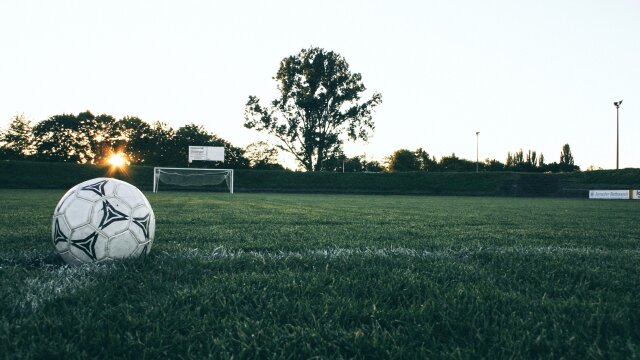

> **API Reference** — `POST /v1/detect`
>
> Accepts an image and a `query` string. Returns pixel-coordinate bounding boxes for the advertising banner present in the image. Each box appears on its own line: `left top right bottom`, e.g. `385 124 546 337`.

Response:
188 146 224 162
589 190 630 199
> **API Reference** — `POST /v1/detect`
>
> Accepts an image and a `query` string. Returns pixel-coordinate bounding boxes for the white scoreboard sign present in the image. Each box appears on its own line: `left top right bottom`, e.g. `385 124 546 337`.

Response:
188 146 224 163
588 190 637 200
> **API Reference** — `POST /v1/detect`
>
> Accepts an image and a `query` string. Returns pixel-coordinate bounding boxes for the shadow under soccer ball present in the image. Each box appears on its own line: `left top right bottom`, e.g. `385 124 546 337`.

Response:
52 178 156 265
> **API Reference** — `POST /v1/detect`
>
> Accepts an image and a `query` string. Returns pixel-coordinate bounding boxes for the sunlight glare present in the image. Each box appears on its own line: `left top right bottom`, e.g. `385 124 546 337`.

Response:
107 153 127 168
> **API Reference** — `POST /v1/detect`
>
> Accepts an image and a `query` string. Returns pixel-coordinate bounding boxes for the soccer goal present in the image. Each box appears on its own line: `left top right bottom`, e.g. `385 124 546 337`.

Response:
153 167 234 194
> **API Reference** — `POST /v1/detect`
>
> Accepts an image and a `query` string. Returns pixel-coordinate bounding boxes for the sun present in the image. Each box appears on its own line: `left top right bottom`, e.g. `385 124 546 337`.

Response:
107 152 129 169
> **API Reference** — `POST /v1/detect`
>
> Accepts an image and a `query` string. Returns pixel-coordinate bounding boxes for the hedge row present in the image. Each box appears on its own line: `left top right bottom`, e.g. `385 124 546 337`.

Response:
1 160 639 197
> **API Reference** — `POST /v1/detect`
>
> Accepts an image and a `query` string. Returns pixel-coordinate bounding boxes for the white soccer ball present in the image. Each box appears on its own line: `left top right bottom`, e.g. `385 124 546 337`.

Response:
52 178 156 265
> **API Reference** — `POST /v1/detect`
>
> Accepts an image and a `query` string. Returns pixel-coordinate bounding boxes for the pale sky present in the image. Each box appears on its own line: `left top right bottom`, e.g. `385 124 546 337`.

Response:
1 0 638 170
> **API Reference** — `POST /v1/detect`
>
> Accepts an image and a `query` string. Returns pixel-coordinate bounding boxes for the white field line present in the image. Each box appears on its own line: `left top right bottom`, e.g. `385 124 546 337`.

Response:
18 263 114 312
162 246 640 261
0 250 115 312
3 245 638 269
3 245 638 311
0 249 53 268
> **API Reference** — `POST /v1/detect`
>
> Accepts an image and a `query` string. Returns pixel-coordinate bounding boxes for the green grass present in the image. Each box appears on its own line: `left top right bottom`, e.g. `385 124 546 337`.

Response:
1 190 639 358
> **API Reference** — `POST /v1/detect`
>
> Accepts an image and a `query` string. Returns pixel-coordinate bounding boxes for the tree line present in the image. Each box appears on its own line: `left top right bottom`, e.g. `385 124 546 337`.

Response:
0 112 579 173
0 112 283 169
383 145 579 173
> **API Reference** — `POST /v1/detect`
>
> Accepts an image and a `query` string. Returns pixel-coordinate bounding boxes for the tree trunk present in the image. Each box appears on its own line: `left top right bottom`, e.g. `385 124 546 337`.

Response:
315 145 324 171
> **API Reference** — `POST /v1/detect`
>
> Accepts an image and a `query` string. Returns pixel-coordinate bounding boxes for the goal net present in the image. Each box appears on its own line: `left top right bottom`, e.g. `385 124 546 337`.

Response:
153 167 234 194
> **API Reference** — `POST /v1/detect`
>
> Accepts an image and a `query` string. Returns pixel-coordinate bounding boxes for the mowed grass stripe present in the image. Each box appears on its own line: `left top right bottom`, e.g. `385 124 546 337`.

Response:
0 190 639 358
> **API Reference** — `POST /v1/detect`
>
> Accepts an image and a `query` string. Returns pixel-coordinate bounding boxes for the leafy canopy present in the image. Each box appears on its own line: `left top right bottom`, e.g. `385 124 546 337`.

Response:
1 111 253 168
244 47 382 171
0 114 33 159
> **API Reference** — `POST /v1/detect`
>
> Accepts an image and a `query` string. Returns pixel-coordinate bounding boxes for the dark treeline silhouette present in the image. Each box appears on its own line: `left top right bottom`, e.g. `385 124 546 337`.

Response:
1 112 579 173
0 112 284 169
385 144 579 173
320 153 385 173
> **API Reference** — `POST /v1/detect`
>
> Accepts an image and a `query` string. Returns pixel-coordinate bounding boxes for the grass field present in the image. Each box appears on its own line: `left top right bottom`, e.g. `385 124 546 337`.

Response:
1 189 639 358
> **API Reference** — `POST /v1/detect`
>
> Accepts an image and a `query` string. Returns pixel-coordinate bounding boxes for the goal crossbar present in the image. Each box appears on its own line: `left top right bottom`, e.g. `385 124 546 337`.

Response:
153 167 234 194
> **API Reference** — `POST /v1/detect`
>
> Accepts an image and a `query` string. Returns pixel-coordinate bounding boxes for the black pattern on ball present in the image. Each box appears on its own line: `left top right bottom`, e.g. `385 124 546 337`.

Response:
81 180 108 197
133 213 151 240
53 219 68 245
71 231 99 260
99 200 129 229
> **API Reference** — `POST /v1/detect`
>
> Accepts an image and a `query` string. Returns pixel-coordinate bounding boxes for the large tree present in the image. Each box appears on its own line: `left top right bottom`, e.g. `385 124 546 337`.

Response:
0 114 34 160
127 121 176 166
244 47 382 171
414 148 438 171
558 143 579 172
560 144 574 166
32 114 85 162
31 111 117 164
438 153 476 172
387 149 420 172
113 116 151 164
80 112 117 164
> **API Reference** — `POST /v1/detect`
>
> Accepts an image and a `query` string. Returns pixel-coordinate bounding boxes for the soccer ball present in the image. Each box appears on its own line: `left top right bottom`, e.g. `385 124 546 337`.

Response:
52 178 155 265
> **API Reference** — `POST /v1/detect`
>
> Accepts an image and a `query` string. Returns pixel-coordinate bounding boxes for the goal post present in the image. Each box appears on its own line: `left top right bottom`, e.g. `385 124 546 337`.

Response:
153 167 234 194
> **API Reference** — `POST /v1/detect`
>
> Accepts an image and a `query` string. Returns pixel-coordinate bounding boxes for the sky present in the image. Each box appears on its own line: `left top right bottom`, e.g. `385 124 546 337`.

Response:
1 0 638 170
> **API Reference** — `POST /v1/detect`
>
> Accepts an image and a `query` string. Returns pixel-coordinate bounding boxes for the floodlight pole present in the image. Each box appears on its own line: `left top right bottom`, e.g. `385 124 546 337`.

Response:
614 100 622 170
475 131 480 173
